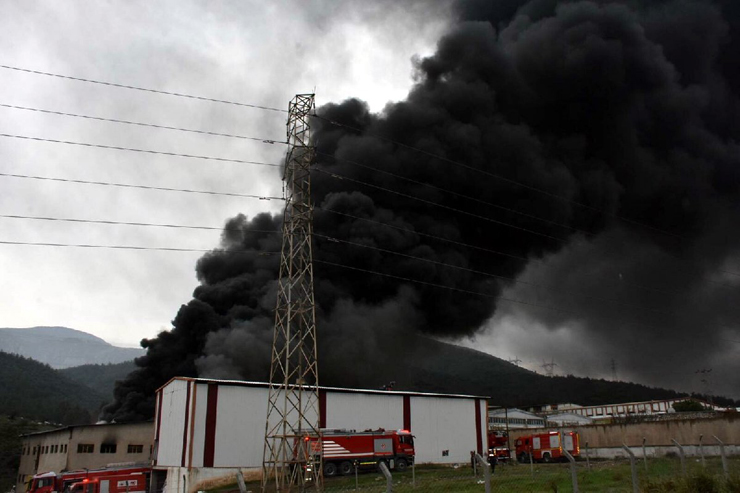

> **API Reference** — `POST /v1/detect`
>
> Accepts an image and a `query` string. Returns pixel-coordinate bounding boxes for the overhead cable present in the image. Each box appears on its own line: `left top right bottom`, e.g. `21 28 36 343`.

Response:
0 103 288 145
0 172 283 200
0 133 282 167
314 114 687 242
0 64 287 113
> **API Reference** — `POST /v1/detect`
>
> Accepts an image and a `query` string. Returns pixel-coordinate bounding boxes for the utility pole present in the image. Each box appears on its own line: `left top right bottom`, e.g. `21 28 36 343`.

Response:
262 94 321 492
541 358 557 377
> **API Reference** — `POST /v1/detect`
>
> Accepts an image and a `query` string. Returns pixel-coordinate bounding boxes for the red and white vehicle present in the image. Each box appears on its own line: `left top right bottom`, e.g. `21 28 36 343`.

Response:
306 429 415 477
487 430 511 463
515 431 580 463
27 467 150 493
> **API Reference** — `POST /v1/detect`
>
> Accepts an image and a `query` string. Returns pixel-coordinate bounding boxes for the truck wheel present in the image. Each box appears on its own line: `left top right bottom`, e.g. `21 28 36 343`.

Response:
324 462 338 477
396 459 408 472
542 453 552 463
339 461 353 476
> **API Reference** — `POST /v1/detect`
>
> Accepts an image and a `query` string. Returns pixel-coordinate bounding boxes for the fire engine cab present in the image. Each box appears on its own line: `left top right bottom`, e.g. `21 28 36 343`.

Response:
515 431 580 463
27 467 149 493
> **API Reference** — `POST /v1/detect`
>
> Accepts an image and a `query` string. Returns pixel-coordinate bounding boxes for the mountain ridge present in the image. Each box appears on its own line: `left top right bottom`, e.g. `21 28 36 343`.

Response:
0 326 145 368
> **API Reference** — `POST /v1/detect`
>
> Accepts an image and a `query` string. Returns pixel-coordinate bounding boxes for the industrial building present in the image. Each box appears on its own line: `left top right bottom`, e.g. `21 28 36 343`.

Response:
153 377 488 493
528 398 720 423
16 422 153 492
488 408 546 430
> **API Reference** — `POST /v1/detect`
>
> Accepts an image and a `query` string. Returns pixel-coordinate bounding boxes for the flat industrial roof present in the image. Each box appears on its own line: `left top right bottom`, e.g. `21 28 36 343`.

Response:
158 376 490 400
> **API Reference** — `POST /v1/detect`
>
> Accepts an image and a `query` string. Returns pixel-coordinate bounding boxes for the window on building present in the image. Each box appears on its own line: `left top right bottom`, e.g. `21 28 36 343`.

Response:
77 444 94 454
127 444 143 454
64 444 68 453
100 443 117 454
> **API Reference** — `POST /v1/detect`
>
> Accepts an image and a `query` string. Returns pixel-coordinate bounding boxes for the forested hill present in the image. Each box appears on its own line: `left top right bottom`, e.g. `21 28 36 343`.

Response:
0 351 105 424
60 361 137 399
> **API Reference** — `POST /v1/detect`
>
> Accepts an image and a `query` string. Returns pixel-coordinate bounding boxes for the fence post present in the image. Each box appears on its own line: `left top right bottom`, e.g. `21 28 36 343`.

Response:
563 449 579 493
713 436 728 477
378 461 393 493
642 437 648 473
529 445 534 478
236 471 247 493
622 444 639 493
181 475 186 493
475 453 491 493
585 441 590 471
699 434 705 469
671 439 686 476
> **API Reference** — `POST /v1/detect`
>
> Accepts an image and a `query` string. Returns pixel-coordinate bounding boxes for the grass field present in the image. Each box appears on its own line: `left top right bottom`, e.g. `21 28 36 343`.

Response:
238 457 740 492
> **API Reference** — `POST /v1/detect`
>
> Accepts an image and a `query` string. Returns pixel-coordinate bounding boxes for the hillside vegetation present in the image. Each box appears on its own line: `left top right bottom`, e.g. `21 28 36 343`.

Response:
60 360 137 400
0 351 104 425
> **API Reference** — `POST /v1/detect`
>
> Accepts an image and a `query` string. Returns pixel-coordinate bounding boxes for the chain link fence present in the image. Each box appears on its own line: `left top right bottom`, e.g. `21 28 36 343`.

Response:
314 452 740 493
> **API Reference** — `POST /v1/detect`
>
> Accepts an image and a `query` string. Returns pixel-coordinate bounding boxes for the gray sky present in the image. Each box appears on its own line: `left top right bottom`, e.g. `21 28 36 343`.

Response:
0 0 450 346
2 1 737 402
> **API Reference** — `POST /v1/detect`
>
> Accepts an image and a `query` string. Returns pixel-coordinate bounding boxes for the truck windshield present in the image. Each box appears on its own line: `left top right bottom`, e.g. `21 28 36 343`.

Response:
400 436 414 446
36 479 54 488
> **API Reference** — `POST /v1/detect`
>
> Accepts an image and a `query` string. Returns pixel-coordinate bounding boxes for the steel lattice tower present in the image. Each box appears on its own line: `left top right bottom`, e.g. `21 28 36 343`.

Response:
262 94 322 492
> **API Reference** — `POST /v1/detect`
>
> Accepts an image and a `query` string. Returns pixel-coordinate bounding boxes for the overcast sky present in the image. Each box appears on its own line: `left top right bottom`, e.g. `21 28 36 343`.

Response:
0 0 450 345
3 1 738 401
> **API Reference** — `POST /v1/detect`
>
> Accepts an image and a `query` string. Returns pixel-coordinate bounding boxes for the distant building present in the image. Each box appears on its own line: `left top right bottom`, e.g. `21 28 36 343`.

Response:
527 398 721 423
546 412 593 426
488 408 546 429
16 422 153 492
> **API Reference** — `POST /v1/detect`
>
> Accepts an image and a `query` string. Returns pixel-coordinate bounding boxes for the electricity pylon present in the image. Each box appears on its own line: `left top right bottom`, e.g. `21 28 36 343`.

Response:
262 94 322 492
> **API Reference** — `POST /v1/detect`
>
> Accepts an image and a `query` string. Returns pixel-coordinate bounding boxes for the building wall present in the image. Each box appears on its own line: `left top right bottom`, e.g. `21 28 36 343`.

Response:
509 415 740 450
411 397 486 464
16 423 153 493
155 378 487 476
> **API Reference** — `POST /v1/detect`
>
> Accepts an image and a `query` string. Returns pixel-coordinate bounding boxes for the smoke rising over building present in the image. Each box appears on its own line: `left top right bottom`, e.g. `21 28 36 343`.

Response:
103 0 740 422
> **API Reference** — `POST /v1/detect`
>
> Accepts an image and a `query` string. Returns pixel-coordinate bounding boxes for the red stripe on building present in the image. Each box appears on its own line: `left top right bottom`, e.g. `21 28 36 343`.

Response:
154 390 163 466
155 390 163 441
203 383 219 467
319 390 327 429
475 399 482 454
181 381 191 467
403 395 411 431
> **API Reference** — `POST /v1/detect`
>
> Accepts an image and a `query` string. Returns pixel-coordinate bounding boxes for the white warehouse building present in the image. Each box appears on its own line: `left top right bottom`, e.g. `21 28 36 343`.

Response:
153 377 488 493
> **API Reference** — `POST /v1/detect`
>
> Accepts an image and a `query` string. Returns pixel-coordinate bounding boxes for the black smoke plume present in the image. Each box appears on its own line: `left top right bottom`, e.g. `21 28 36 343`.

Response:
103 0 740 421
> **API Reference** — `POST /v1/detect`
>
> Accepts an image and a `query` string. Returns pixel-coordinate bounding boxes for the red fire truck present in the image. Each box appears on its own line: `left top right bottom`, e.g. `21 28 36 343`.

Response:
487 430 511 463
306 429 415 477
27 466 150 493
515 431 580 463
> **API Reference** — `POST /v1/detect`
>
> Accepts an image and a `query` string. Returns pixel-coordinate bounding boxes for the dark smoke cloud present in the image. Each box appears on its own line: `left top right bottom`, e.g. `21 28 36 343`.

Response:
103 0 740 421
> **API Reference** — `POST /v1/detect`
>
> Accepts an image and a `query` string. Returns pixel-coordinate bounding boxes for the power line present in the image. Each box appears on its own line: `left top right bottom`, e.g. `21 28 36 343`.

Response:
1 237 737 345
314 166 569 244
315 206 683 297
0 169 691 299
313 258 740 346
0 214 281 235
0 212 676 316
0 64 288 113
315 166 740 285
0 133 282 167
0 171 283 200
0 103 289 145
316 150 597 239
312 232 671 317
0 240 281 254
314 114 686 243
